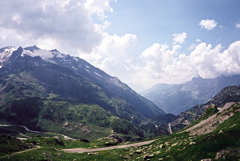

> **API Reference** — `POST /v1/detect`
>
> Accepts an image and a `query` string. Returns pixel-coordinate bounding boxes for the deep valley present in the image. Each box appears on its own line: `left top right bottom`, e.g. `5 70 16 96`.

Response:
1 46 240 160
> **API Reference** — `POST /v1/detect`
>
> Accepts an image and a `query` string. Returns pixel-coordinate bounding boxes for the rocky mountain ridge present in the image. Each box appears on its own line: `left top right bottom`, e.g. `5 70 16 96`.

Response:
0 46 166 140
1 66 240 160
171 85 240 132
143 76 240 115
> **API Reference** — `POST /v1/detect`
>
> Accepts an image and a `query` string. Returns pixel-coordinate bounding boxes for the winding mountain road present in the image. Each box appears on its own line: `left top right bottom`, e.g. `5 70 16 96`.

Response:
184 102 235 132
63 139 157 153
0 124 76 140
168 123 173 134
0 146 41 159
2 102 235 155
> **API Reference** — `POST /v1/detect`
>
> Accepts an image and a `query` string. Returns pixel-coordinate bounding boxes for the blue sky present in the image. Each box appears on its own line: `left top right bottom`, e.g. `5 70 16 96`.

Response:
107 0 240 51
0 0 240 91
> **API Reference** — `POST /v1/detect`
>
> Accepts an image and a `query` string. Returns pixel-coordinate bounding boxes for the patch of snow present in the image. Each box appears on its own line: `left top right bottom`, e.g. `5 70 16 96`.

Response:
110 77 129 90
55 53 65 59
32 49 53 60
47 60 57 64
70 76 76 79
0 47 16 68
22 50 33 57
94 71 102 77
74 57 79 61
22 49 58 64
72 66 77 70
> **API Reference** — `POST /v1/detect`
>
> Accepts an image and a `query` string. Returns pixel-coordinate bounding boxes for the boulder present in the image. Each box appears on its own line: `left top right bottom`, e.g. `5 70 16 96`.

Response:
63 121 70 127
134 150 142 154
143 154 154 160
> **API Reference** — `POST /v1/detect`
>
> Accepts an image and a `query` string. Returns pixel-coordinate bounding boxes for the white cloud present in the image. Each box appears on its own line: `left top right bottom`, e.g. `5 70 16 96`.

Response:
141 43 180 77
0 0 114 53
79 33 138 79
79 25 240 90
140 43 192 85
196 39 202 43
172 32 187 44
236 23 240 29
137 40 240 88
1 1 239 92
84 0 115 19
199 19 218 31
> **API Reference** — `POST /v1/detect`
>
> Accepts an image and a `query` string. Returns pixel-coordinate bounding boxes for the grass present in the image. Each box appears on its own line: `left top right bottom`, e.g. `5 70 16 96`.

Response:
178 107 219 132
1 125 240 160
214 111 240 133
1 104 240 160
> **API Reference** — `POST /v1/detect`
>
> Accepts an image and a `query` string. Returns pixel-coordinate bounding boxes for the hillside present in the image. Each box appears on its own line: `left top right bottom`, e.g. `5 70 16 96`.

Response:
1 102 240 160
1 46 240 160
171 85 240 132
0 46 167 141
143 76 240 115
63 102 240 160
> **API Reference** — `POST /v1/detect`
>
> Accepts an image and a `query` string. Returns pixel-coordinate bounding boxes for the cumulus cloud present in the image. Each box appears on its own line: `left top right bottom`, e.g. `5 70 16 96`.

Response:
236 23 240 29
79 24 240 90
0 0 114 53
1 1 239 91
79 33 138 79
140 43 193 84
138 40 240 88
172 32 187 44
199 19 218 31
84 0 115 19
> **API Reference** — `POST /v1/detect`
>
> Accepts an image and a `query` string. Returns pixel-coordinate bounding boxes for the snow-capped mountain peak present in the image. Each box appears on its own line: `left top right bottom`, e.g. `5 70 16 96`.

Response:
0 45 165 119
0 45 74 66
0 46 16 68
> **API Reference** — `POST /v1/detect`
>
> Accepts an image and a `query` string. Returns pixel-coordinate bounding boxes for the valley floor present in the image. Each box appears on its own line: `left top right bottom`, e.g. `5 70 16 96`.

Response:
0 102 240 160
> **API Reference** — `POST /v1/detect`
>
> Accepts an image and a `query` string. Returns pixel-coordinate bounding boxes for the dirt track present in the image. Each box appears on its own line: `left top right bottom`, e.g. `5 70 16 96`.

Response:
63 139 156 153
64 103 235 154
184 102 235 132
0 146 41 159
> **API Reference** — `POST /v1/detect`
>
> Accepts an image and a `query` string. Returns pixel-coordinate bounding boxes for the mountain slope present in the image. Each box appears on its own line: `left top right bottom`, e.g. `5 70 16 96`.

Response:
143 76 240 115
171 85 240 132
64 102 240 160
1 84 240 160
0 46 167 140
44 48 164 118
1 46 164 117
1 102 239 160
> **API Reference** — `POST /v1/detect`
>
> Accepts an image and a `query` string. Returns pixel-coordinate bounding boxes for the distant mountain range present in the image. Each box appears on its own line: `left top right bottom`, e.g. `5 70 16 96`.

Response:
0 46 166 141
142 76 240 115
1 84 240 160
1 46 240 160
171 84 240 132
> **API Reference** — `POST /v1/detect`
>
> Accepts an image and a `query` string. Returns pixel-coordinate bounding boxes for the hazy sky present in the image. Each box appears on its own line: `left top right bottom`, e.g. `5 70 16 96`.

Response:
1 0 240 91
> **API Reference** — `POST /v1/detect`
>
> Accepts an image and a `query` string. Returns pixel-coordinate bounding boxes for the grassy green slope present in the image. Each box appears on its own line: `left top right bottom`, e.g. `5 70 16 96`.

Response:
1 103 239 160
0 55 168 140
172 85 240 132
